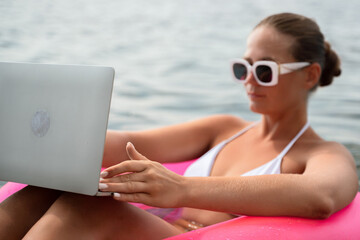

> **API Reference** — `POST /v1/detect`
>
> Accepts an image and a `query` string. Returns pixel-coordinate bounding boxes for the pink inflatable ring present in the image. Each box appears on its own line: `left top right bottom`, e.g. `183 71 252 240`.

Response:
1 161 359 239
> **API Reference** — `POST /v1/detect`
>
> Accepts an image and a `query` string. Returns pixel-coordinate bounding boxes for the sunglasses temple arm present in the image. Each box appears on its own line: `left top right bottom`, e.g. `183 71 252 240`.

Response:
280 62 310 74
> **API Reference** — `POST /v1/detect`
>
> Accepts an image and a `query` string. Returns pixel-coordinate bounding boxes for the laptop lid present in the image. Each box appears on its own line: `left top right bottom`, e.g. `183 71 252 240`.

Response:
0 62 114 195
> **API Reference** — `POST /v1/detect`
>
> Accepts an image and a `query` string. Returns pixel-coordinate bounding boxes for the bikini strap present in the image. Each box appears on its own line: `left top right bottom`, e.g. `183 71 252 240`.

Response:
224 121 259 144
277 121 310 159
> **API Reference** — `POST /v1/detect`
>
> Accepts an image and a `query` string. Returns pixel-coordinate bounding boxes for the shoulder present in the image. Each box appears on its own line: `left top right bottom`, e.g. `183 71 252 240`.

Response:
302 139 356 173
307 140 354 162
196 115 252 147
199 114 248 133
183 114 246 134
293 128 354 163
288 131 356 174
199 114 247 128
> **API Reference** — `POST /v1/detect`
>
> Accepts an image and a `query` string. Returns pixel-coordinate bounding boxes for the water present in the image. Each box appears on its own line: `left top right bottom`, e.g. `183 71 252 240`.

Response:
0 0 359 188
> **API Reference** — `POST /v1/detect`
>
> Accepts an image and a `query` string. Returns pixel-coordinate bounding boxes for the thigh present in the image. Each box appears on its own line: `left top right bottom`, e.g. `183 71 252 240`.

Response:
24 193 183 240
0 186 61 240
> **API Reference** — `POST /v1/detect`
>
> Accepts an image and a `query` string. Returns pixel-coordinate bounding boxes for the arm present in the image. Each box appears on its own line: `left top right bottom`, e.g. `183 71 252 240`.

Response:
101 142 358 219
102 115 245 167
181 142 358 218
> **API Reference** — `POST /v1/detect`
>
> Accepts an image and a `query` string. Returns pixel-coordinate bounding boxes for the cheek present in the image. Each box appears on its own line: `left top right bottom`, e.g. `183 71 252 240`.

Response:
265 90 285 109
275 83 304 110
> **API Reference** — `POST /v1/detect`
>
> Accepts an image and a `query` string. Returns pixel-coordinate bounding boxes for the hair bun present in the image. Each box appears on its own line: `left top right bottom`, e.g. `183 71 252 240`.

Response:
320 41 341 87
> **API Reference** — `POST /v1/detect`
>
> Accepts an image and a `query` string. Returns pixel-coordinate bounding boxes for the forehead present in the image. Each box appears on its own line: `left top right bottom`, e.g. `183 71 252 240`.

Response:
244 26 295 63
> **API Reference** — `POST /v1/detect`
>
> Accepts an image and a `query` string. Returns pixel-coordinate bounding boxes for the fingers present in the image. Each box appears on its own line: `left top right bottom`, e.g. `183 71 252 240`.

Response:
99 181 147 194
101 172 144 184
126 142 148 161
98 142 165 205
101 142 149 178
101 160 149 178
113 192 150 204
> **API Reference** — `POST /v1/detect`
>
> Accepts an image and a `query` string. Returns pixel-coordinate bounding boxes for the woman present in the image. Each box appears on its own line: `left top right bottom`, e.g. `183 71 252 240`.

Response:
0 12 358 239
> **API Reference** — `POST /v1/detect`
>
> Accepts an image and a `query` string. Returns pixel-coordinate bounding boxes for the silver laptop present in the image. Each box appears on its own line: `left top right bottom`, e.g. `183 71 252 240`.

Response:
0 62 114 196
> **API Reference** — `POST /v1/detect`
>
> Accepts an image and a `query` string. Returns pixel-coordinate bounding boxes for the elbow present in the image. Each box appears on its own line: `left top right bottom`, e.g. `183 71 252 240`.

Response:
305 179 358 219
311 178 360 219
305 193 336 219
309 188 359 219
310 198 334 219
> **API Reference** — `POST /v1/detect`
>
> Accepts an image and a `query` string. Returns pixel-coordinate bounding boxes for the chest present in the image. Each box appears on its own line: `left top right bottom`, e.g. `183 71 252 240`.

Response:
210 133 305 176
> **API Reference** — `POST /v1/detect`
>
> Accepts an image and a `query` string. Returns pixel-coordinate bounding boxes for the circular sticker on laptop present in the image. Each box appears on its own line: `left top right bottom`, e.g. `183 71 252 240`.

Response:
31 110 50 137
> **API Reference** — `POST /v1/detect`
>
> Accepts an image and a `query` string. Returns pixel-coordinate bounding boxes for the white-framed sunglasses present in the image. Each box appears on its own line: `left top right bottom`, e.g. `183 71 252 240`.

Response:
230 59 311 86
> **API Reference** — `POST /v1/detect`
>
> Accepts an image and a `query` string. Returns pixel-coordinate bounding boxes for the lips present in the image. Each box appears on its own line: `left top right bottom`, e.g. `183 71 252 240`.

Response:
247 91 265 99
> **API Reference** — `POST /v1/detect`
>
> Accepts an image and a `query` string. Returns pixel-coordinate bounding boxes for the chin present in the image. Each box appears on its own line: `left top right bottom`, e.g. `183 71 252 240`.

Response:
249 102 270 115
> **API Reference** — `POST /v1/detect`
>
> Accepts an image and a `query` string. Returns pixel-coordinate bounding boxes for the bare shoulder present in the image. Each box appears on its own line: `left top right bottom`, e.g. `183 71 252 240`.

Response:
288 132 357 176
301 138 358 187
198 114 251 146
306 140 355 165
199 114 247 129
177 114 249 147
180 114 251 151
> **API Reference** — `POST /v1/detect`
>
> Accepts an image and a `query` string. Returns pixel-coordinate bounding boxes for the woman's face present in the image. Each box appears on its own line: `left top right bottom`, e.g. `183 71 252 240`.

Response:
243 26 308 116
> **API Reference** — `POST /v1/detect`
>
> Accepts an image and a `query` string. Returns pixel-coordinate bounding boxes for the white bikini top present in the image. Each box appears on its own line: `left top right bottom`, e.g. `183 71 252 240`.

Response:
184 121 310 177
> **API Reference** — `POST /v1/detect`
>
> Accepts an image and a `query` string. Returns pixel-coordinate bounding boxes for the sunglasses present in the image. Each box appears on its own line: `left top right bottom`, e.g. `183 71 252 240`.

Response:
231 59 310 86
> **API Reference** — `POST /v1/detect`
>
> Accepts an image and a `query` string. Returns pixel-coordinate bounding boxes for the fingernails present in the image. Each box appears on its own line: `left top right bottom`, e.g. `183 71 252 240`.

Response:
113 193 121 198
98 183 108 190
127 142 133 148
100 171 108 178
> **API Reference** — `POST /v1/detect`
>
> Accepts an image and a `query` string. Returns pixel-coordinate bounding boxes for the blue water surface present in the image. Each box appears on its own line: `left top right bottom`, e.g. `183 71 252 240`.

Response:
0 0 359 188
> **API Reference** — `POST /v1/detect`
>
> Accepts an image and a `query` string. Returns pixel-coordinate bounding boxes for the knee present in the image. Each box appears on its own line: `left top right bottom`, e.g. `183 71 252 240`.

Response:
30 193 133 237
0 200 32 239
24 193 180 240
46 193 110 228
56 193 128 221
0 208 21 239
23 193 119 239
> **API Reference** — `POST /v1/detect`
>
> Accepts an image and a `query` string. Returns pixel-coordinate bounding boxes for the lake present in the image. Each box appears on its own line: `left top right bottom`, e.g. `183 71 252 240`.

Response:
0 0 359 188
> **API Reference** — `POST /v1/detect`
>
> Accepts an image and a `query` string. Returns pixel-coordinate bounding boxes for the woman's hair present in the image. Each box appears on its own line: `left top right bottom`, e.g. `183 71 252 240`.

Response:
255 13 341 89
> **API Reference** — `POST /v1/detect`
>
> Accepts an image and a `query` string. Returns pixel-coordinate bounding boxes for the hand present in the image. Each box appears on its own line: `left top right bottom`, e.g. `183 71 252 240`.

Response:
99 142 186 208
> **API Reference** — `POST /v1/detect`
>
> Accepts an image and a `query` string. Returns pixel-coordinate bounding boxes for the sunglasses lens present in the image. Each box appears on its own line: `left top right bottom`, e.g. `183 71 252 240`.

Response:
255 65 272 83
233 63 247 81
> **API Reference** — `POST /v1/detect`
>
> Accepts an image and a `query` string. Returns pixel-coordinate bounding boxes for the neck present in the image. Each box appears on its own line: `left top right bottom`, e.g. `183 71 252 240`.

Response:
258 104 308 140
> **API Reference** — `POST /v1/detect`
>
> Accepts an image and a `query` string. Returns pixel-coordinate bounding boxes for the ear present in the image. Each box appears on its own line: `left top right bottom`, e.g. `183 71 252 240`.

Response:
304 63 321 90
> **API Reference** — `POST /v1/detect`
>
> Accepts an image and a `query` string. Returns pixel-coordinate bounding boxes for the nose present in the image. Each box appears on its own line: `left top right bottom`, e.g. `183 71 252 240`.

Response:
244 70 259 86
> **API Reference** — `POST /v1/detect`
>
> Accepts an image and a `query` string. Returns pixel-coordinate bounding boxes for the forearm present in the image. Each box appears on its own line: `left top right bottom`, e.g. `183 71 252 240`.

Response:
181 174 334 219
